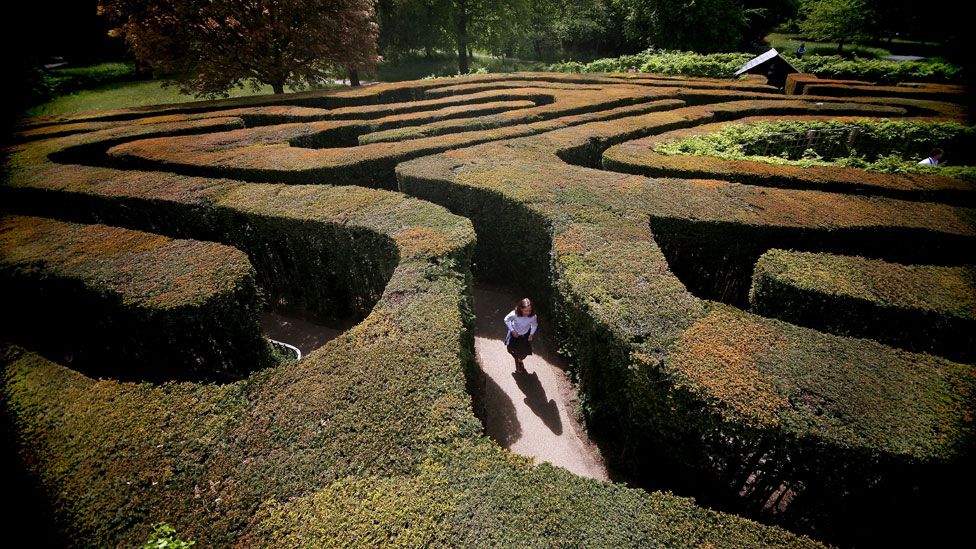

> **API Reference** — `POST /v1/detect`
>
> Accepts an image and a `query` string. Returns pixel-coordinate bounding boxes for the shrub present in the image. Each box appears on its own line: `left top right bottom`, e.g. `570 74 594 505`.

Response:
652 119 976 178
6 71 972 547
143 523 195 549
0 215 274 381
396 86 976 542
544 49 964 84
750 249 976 362
602 117 976 205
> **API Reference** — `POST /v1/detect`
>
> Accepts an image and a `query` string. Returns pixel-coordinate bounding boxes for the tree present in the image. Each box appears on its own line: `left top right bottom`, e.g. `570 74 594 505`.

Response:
376 0 453 61
798 0 874 52
742 0 800 43
616 0 747 52
98 0 380 95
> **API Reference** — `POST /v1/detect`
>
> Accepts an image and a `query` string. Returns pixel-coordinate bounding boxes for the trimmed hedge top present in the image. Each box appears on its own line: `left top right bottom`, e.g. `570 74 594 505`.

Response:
603 116 976 204
749 249 976 363
5 71 974 546
0 215 273 380
392 74 974 541
0 215 253 309
753 249 976 318
669 303 975 456
400 142 976 457
651 117 975 180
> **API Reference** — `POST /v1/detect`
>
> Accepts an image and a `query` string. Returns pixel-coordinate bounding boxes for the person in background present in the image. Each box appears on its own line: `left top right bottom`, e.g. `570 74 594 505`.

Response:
796 43 807 59
918 148 944 165
504 298 538 373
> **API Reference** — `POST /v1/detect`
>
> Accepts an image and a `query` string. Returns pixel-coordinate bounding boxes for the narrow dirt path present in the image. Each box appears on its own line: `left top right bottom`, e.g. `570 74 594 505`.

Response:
260 311 354 357
474 284 609 481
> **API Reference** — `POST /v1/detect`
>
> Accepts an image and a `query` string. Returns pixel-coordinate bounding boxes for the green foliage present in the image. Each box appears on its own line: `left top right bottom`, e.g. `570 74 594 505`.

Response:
655 119 976 179
751 249 976 362
44 62 138 95
794 55 962 84
376 0 455 63
398 107 976 541
548 49 752 75
545 48 963 83
0 216 275 382
615 0 750 52
6 70 972 547
798 0 873 50
143 523 195 549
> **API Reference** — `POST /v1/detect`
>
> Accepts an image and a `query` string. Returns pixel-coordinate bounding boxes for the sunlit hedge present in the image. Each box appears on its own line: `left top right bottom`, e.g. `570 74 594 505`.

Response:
1 76 827 547
547 49 964 84
0 215 272 381
396 80 976 542
751 249 976 362
604 117 976 202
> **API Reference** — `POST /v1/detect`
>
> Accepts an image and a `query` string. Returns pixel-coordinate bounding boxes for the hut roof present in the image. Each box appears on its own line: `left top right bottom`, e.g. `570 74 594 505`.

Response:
734 48 799 76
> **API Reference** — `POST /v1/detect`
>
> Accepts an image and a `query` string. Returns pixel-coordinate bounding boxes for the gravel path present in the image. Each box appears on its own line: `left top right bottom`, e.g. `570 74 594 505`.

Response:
474 285 609 481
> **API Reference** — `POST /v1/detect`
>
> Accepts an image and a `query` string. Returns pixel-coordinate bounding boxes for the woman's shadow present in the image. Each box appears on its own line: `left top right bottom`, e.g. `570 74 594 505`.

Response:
513 370 562 435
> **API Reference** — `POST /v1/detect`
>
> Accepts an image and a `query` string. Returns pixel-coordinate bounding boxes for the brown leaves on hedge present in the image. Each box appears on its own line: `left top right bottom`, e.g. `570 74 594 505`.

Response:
669 307 788 428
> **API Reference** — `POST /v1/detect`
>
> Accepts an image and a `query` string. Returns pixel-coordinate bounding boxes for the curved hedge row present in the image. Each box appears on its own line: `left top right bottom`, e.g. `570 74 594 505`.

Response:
16 71 770 131
103 91 686 189
602 117 976 204
1 75 826 547
0 215 272 381
750 249 976 363
395 81 976 543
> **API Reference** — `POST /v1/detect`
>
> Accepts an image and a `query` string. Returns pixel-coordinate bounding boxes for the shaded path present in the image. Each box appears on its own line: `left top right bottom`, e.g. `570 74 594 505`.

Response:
474 284 608 481
261 311 355 358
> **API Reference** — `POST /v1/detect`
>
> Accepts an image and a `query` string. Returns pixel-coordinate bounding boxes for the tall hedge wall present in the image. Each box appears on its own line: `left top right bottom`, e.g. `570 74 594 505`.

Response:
603 117 976 205
751 249 976 363
0 215 273 381
395 77 975 544
0 74 834 547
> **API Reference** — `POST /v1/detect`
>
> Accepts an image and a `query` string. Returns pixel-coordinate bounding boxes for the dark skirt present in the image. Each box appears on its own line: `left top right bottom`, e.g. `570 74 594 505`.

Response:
506 333 533 360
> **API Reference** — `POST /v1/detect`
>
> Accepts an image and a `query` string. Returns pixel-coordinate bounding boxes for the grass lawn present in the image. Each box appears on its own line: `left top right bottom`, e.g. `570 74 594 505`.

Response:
26 53 541 118
765 33 892 58
766 32 945 59
25 79 343 118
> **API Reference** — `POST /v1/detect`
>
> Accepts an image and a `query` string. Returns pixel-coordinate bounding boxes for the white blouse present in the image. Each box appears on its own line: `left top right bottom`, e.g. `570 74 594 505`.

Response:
504 310 538 336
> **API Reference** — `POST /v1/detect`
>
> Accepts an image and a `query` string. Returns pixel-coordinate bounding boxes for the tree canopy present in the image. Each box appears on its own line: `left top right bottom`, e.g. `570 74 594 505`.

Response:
98 0 380 95
798 0 872 51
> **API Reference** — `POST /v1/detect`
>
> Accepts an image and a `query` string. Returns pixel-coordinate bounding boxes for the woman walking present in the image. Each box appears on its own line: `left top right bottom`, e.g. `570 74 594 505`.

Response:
504 298 538 373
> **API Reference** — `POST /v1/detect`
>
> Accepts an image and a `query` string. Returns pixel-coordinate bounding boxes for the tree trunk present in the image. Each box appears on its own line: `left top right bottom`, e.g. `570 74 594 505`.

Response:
348 68 361 87
456 0 469 74
272 82 285 94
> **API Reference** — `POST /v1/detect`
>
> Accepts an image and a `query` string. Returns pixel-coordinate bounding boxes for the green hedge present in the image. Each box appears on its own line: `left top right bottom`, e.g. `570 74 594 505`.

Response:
396 94 976 543
750 249 976 363
0 215 273 381
2 343 818 548
645 181 976 307
606 118 976 203
654 119 976 169
102 97 688 189
1 79 826 547
546 49 964 84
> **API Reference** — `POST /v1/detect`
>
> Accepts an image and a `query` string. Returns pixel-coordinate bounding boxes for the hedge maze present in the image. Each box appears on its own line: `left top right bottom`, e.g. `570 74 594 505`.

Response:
2 72 973 546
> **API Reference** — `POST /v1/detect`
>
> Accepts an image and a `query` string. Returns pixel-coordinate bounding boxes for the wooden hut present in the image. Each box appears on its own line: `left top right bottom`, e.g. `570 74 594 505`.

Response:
734 48 799 89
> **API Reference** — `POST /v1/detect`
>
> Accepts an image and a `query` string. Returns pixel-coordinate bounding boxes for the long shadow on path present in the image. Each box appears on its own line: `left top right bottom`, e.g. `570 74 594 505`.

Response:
473 283 607 480
513 370 562 435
